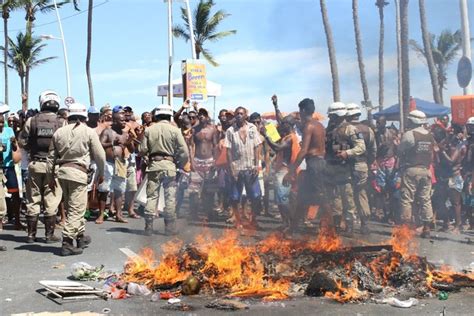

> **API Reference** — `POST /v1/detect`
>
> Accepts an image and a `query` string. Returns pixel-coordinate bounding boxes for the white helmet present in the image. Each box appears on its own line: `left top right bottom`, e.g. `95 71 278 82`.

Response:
408 110 427 125
0 102 9 114
466 117 474 125
68 102 88 118
327 102 347 117
39 90 61 110
155 104 173 116
346 103 362 116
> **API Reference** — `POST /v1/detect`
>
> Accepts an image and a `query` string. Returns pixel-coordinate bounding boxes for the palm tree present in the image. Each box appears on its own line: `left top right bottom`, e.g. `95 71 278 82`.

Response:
85 0 95 106
1 0 22 106
410 29 461 104
352 0 371 119
400 0 410 126
415 0 441 104
172 0 236 66
0 32 56 111
320 0 340 102
375 0 389 110
21 0 70 37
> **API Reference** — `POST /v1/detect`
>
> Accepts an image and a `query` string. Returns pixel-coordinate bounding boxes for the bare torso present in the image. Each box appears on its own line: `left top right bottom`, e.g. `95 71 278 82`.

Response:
193 123 216 160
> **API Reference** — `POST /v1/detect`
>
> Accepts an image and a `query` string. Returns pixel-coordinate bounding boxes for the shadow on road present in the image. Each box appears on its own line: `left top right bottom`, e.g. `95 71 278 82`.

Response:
14 244 61 255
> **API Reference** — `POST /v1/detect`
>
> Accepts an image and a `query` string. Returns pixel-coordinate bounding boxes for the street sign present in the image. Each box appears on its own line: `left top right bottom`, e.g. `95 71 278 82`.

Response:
64 96 75 106
457 56 472 88
181 60 207 102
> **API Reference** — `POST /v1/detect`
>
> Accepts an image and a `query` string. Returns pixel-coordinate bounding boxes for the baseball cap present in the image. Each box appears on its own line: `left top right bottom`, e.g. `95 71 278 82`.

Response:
113 105 124 113
100 104 111 115
198 107 209 116
88 106 100 114
123 105 133 112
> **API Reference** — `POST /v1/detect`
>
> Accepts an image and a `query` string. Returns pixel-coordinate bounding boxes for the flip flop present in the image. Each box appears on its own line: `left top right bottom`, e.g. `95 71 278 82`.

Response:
128 214 140 219
95 218 104 224
115 217 129 223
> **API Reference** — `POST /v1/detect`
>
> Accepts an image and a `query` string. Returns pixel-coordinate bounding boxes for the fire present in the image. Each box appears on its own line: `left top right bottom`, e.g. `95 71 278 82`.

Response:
123 240 190 287
324 279 368 303
389 225 417 258
258 226 343 257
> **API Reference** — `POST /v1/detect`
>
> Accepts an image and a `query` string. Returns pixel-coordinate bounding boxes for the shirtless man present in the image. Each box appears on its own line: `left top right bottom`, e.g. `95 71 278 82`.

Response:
96 106 134 223
263 115 300 230
188 107 219 220
87 105 112 212
123 106 143 219
284 98 328 233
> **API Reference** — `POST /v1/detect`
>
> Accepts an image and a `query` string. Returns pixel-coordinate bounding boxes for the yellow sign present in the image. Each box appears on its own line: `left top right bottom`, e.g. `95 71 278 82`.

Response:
182 60 207 101
264 123 281 142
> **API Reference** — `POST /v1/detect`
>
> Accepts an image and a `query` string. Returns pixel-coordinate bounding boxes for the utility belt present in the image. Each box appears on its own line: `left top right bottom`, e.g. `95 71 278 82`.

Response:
149 153 174 162
60 162 89 174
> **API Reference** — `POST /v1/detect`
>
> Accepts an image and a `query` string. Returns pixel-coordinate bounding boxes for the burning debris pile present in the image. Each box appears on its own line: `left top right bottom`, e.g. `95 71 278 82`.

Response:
120 226 474 303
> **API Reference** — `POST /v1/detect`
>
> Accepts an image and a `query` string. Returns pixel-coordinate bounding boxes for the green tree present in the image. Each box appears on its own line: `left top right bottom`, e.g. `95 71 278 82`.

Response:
1 0 22 106
320 0 340 102
173 0 236 66
410 29 461 104
375 0 389 110
21 0 71 36
0 32 56 111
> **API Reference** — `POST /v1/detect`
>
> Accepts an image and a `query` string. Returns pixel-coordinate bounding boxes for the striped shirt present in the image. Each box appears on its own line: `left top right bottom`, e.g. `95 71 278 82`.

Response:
224 123 262 171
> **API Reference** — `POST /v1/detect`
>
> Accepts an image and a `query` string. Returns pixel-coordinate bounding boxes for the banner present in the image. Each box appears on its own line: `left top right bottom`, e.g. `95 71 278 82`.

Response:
182 60 207 101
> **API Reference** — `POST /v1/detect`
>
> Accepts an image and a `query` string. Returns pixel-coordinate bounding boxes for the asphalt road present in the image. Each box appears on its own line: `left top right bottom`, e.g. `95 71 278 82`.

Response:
1 212 474 316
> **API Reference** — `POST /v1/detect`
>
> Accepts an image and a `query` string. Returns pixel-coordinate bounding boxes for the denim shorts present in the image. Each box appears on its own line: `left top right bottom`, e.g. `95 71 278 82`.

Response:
229 170 261 202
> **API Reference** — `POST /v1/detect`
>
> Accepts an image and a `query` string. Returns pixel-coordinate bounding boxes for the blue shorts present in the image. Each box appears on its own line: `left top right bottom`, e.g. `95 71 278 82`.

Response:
3 167 19 193
273 169 291 206
229 170 261 202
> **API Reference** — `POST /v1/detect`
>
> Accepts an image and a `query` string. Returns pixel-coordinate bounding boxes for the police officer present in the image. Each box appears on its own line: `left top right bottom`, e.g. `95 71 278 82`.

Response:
19 90 64 243
138 104 189 236
48 103 106 256
325 102 366 236
399 110 435 238
346 103 376 235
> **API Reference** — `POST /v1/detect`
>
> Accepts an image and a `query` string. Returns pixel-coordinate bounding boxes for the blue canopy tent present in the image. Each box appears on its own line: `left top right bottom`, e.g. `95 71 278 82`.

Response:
373 98 450 120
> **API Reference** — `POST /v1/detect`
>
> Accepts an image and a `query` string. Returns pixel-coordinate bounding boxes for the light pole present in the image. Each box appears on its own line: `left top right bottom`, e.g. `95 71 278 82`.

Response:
41 34 70 98
44 0 71 97
163 0 197 108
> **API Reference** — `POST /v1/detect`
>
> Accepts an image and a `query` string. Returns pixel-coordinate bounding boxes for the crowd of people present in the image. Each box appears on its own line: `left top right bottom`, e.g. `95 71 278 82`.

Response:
0 90 473 256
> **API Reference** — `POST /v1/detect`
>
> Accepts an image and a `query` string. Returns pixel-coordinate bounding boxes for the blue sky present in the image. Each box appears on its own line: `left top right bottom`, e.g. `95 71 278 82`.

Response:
2 0 473 119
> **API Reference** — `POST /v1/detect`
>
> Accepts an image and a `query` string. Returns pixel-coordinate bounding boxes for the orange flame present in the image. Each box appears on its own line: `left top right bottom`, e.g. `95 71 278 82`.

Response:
123 240 190 287
324 279 367 303
389 225 418 258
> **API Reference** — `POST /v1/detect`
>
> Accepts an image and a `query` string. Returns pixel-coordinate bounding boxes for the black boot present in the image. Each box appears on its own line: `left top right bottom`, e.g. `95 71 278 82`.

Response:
164 219 178 236
360 216 371 235
44 216 61 244
420 223 431 238
77 233 91 249
26 215 39 243
144 216 154 236
61 237 83 256
343 220 354 238
333 215 342 234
